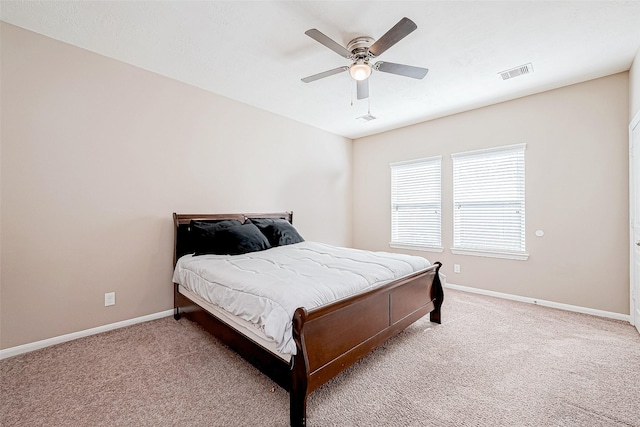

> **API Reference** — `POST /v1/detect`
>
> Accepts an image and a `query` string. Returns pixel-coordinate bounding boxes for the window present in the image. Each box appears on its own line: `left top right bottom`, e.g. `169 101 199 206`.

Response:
452 144 527 260
390 157 442 251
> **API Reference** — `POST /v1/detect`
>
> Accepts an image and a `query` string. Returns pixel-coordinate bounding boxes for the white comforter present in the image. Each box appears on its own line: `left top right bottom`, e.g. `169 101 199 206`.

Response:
172 241 431 355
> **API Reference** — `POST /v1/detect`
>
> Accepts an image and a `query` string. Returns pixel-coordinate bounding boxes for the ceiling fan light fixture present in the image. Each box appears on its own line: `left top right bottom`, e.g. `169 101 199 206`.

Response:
349 61 371 81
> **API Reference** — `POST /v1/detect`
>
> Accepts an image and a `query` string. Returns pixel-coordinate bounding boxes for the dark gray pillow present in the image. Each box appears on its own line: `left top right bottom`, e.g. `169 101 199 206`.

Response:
249 218 304 247
213 223 272 255
191 219 243 256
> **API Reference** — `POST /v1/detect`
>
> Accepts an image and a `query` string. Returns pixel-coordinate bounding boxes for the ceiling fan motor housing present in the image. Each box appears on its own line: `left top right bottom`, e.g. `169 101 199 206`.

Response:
347 36 375 60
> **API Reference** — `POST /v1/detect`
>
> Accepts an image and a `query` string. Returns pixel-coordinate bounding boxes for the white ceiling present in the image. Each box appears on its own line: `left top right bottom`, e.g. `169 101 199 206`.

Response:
2 1 640 139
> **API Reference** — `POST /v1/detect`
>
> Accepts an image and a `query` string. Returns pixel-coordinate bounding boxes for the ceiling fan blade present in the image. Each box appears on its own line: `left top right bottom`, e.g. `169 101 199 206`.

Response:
301 66 349 83
369 17 417 57
305 29 351 58
374 61 429 79
357 79 369 100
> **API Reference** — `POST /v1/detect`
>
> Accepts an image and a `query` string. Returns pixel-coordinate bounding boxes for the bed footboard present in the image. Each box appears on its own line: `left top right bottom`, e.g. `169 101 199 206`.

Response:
289 262 443 426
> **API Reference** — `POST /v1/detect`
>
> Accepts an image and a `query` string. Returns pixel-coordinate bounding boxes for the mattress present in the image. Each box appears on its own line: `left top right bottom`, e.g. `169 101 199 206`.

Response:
172 241 432 356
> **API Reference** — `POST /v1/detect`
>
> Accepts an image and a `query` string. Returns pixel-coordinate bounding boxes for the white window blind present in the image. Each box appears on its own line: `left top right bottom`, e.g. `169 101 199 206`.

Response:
390 157 442 250
452 144 526 259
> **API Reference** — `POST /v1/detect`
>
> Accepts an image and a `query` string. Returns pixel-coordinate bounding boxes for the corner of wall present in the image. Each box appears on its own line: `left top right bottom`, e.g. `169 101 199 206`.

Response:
630 46 640 122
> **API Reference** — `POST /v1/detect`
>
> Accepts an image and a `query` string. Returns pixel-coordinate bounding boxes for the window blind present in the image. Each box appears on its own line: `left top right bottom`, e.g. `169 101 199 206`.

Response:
390 157 442 250
452 144 526 256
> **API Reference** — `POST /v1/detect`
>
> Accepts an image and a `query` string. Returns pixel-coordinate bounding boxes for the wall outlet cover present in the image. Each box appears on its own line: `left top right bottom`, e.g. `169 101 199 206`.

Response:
104 292 116 306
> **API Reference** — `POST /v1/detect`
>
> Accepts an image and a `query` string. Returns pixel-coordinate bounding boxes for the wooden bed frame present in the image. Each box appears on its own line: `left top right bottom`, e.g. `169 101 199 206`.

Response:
172 212 443 426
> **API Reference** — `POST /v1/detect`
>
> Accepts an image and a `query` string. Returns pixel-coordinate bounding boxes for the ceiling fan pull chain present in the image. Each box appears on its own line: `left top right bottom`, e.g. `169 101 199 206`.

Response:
350 80 355 106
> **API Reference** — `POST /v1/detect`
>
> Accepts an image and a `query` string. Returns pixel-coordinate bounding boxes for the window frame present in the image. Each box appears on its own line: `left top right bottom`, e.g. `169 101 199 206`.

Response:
389 156 443 253
451 144 528 260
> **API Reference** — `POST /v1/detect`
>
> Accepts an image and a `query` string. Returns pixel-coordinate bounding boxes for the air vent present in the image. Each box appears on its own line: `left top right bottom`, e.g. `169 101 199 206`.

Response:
499 63 534 80
356 114 376 122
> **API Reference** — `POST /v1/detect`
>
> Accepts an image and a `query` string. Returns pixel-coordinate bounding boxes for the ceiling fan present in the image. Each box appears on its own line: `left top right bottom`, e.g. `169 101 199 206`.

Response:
301 17 428 100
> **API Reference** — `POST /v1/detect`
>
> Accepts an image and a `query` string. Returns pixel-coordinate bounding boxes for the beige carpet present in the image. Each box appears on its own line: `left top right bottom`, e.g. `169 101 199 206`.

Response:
2 289 640 427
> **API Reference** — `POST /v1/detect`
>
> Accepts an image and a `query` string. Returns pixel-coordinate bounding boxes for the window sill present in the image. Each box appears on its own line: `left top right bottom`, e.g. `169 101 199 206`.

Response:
390 243 444 253
450 248 529 261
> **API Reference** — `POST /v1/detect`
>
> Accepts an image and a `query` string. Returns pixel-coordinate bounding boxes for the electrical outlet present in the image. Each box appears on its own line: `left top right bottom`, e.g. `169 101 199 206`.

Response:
454 264 461 274
104 292 116 307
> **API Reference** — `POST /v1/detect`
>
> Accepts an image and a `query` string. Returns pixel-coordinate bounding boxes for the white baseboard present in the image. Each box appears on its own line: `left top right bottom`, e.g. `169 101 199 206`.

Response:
0 309 174 360
2 285 630 360
445 283 630 322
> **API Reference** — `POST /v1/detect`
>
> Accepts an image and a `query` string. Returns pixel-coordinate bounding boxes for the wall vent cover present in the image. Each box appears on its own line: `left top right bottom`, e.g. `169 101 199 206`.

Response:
499 63 534 80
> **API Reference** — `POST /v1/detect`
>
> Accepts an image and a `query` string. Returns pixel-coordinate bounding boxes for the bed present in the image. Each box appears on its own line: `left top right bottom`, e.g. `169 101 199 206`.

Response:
172 212 443 426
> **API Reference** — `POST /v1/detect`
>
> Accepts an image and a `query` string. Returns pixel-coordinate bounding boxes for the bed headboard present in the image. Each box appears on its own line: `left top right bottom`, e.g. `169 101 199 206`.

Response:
172 212 294 266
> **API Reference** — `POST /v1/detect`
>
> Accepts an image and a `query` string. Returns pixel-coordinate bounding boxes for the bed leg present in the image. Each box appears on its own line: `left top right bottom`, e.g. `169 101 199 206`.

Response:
291 308 309 427
430 308 441 324
290 385 308 427
173 283 181 320
430 262 444 324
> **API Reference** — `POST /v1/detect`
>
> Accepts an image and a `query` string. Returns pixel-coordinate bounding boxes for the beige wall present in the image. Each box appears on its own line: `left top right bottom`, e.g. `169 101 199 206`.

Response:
631 47 640 121
1 20 634 350
353 73 630 314
0 23 352 349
